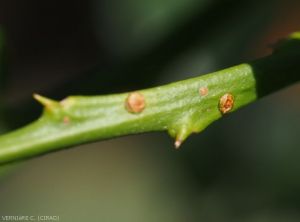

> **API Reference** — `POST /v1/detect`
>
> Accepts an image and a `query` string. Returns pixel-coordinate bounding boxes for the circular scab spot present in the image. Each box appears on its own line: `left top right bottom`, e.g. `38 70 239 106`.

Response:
199 87 208 96
125 92 146 114
219 93 234 114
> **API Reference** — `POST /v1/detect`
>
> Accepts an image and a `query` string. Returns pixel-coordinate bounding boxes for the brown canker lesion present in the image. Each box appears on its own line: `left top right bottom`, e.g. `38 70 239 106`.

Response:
125 92 146 114
63 116 70 124
219 93 234 114
199 87 208 96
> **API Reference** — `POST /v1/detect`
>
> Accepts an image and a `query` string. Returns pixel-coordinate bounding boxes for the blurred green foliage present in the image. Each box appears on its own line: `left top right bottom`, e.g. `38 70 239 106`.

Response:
0 28 7 134
0 28 13 178
94 0 211 59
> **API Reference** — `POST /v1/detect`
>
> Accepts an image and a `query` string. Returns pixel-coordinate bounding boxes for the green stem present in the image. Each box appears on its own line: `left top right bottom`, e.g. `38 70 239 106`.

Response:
0 32 299 165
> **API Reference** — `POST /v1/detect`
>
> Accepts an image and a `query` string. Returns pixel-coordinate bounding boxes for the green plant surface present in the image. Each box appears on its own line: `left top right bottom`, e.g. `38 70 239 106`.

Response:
0 32 299 165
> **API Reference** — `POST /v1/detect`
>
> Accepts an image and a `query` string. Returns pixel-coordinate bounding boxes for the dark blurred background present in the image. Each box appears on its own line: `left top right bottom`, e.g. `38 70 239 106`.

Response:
0 0 300 221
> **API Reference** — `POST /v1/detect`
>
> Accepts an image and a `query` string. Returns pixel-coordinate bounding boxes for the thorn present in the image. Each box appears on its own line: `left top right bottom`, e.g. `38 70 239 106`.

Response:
174 139 182 149
33 93 58 109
